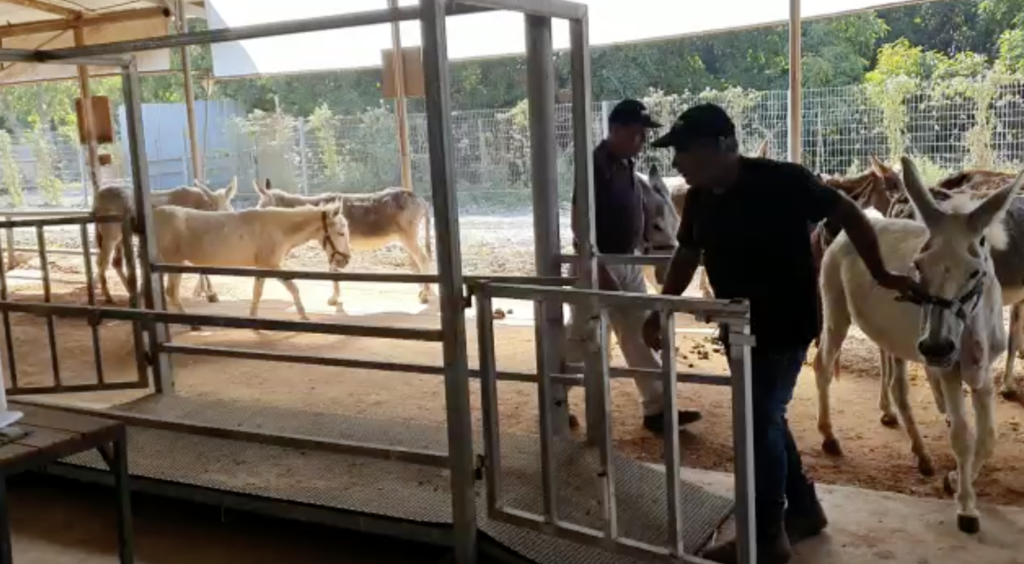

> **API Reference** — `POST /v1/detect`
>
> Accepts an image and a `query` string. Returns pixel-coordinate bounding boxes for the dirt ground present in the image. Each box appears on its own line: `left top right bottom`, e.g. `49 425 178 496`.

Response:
3 242 1024 508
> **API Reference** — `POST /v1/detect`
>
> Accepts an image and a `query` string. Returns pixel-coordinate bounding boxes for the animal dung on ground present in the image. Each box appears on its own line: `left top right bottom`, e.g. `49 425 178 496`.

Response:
493 308 506 320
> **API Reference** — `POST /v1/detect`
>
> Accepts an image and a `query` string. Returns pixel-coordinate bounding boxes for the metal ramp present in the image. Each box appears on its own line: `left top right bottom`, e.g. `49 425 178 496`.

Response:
42 395 734 563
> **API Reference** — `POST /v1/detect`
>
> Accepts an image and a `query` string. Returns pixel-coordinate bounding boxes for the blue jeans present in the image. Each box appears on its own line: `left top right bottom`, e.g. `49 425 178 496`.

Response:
751 346 814 540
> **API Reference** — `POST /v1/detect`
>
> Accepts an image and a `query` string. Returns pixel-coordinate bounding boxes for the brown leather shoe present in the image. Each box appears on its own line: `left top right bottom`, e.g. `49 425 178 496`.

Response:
786 497 829 544
700 533 792 564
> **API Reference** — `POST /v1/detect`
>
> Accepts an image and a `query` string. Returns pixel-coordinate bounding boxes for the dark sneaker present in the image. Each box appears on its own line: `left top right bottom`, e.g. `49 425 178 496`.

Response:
642 409 703 434
701 534 792 564
785 498 829 544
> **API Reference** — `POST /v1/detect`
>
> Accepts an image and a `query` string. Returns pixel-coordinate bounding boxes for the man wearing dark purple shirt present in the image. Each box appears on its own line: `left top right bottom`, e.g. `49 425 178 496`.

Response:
567 99 702 434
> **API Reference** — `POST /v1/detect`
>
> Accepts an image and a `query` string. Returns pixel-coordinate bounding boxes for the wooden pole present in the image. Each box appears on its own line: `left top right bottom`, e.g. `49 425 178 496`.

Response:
788 0 802 164
74 26 100 195
177 0 202 182
387 0 413 192
0 7 170 40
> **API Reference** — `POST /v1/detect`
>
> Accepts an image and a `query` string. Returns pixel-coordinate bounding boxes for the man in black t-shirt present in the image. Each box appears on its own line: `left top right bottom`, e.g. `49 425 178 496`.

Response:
642 104 917 564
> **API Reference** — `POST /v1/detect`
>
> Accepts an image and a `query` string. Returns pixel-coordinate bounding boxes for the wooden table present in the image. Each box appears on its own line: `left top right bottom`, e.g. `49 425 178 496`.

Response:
0 402 133 564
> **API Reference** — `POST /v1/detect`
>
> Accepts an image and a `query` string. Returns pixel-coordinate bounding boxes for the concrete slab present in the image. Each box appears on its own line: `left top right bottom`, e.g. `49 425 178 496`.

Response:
662 466 1024 564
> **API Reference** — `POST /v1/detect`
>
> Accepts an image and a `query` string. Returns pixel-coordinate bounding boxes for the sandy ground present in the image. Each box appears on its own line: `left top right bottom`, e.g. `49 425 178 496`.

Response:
2 233 1024 509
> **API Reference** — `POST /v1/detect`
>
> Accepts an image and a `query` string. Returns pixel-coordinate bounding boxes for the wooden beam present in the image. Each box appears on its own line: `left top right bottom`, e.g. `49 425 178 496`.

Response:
0 0 80 19
177 0 202 182
387 0 413 193
74 25 101 195
0 7 170 40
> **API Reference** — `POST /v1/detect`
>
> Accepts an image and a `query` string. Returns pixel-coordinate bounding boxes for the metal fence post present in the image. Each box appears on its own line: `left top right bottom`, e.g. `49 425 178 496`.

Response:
298 118 310 195
526 13 570 437
569 13 603 447
420 1 477 563
727 320 756 564
122 59 174 395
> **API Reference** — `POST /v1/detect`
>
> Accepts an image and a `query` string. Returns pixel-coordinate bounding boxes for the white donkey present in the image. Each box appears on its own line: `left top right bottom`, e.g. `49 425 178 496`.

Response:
815 157 1022 534
254 181 433 306
154 203 351 321
93 178 238 304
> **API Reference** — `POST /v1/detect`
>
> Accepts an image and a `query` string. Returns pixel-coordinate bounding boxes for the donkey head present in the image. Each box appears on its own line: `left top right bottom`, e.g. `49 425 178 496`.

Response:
319 202 352 270
901 156 1023 367
253 179 283 208
640 164 680 255
194 176 238 211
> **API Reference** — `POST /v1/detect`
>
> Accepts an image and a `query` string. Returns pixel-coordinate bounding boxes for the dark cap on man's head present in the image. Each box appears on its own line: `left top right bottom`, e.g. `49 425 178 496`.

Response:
607 99 662 129
651 103 736 150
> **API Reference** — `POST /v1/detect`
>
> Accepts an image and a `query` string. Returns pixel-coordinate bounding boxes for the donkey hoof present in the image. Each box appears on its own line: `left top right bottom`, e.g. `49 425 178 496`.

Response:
880 413 899 428
822 437 843 457
418 292 430 305
957 514 981 534
568 413 580 429
205 293 220 304
918 457 936 477
327 297 340 307
999 388 1019 401
943 472 957 496
189 325 202 332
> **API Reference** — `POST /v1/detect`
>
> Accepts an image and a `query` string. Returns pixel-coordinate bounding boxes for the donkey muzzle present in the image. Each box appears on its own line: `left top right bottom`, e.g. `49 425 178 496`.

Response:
917 337 957 368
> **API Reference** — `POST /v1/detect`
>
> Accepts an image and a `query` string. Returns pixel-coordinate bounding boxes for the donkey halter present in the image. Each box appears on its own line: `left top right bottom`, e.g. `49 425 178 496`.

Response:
320 211 348 263
896 271 986 321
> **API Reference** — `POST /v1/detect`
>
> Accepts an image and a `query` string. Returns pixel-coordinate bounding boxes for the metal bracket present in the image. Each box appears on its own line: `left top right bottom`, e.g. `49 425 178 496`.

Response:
727 333 757 347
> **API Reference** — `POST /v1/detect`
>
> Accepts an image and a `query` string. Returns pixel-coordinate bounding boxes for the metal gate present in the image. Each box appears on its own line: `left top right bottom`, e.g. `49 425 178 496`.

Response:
473 280 757 564
0 212 151 396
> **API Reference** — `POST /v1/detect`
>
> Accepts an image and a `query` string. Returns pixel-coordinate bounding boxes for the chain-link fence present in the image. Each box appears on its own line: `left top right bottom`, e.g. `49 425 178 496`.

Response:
3 80 1024 213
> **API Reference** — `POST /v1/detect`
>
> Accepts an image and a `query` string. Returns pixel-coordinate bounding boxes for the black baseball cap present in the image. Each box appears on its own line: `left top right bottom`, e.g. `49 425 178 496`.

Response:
607 99 662 129
651 103 736 150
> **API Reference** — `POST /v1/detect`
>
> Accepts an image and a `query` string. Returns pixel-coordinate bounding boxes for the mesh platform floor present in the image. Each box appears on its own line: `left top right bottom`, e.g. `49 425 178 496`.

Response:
58 395 734 563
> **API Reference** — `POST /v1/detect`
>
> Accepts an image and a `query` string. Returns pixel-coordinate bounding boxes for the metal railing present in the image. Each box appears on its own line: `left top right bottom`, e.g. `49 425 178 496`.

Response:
471 281 755 563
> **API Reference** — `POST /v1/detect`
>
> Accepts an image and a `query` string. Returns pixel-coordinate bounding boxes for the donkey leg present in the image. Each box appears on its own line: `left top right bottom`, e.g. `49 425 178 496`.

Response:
111 243 130 296
814 322 849 457
1001 303 1022 399
94 229 119 305
400 233 433 304
249 278 266 320
937 372 979 533
327 264 342 307
878 349 899 427
278 278 308 320
970 380 997 484
203 275 219 303
890 359 934 476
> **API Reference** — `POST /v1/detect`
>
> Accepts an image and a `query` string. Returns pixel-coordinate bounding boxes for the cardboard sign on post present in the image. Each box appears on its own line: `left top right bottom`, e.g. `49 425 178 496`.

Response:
75 96 115 145
381 46 425 99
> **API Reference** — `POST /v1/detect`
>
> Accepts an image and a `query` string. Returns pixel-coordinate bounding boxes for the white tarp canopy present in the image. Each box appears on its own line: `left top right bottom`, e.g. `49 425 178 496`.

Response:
206 0 930 79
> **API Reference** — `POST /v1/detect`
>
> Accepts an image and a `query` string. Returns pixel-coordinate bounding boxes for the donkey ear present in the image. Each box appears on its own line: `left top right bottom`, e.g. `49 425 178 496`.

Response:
900 156 944 228
649 163 660 178
967 170 1024 237
754 138 770 158
224 176 238 200
193 179 215 198
869 155 893 179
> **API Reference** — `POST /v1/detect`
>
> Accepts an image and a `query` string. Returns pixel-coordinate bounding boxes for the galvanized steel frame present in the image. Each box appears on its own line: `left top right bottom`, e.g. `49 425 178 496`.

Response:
473 281 756 563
